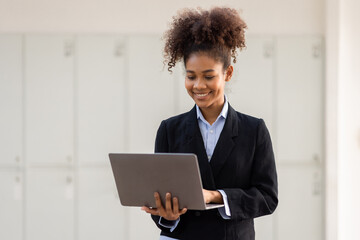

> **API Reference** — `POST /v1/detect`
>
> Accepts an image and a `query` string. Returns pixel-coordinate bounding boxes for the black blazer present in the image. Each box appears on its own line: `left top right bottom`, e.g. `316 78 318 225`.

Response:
151 104 278 240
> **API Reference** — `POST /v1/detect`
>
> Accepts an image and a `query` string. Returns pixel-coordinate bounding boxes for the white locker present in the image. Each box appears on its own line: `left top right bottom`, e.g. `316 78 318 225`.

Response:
230 37 275 135
275 37 323 163
128 35 176 153
0 35 23 167
276 164 323 240
26 168 74 240
25 35 75 166
77 36 126 165
274 37 324 240
0 169 23 240
78 167 127 240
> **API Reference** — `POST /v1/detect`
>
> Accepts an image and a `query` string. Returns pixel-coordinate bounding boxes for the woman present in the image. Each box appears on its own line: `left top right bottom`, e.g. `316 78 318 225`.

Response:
141 7 278 240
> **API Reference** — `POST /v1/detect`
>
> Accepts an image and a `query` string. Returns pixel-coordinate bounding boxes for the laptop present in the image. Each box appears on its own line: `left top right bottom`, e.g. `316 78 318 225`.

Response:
109 153 224 210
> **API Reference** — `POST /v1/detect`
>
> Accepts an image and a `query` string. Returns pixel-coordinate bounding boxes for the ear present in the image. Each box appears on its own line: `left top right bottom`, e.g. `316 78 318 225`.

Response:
225 65 233 82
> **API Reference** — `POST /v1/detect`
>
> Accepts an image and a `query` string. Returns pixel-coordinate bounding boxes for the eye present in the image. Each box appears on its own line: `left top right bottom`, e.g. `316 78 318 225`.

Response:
187 75 196 80
205 76 215 80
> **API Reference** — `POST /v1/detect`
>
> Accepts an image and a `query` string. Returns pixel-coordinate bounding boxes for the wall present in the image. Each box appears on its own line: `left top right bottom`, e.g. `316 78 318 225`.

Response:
326 0 360 239
0 0 325 35
338 0 360 238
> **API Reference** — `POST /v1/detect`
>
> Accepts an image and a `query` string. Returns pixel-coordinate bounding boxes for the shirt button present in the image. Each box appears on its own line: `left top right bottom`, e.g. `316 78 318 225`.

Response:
195 211 201 217
209 130 214 134
208 155 211 159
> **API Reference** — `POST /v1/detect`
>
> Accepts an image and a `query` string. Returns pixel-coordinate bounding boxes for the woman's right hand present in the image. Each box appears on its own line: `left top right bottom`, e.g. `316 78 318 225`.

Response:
141 192 187 221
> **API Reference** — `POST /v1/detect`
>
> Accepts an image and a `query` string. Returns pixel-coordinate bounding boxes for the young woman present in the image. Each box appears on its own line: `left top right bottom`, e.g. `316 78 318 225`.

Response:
141 7 278 240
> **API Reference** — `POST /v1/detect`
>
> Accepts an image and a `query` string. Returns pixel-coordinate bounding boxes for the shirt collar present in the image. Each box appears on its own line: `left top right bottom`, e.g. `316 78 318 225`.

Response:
196 95 229 124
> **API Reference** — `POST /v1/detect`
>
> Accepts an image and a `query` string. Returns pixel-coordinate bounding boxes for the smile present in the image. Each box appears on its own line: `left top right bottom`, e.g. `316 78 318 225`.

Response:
194 92 211 97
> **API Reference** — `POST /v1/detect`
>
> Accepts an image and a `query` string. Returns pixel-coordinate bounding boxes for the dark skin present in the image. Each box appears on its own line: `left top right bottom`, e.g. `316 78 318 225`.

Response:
141 53 233 221
141 190 224 221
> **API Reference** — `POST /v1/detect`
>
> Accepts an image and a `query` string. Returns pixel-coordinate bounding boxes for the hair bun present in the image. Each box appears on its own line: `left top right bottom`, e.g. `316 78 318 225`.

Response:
163 7 247 72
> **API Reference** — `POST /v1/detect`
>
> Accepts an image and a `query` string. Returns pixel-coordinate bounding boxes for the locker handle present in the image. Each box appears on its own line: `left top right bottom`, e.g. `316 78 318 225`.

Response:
64 41 74 57
263 44 274 58
114 43 124 57
312 45 321 58
66 176 72 184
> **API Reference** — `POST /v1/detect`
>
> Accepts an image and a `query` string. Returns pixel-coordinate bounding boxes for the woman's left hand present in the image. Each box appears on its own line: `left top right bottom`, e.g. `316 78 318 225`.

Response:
202 189 224 204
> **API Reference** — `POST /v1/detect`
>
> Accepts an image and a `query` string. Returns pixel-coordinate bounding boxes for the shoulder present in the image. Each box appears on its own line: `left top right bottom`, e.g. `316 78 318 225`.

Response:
155 108 195 152
228 104 271 143
229 104 264 129
163 111 191 125
159 107 195 130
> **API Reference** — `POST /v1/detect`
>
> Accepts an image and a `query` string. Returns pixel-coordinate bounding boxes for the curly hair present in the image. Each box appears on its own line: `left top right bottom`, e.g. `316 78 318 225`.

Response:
163 7 247 72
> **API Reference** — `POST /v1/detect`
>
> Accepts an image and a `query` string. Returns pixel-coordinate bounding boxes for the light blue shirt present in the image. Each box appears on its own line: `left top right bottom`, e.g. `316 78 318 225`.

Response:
159 96 231 240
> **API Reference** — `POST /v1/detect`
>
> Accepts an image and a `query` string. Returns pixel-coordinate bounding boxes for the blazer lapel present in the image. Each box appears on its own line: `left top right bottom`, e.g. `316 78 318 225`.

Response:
184 106 216 189
210 104 239 179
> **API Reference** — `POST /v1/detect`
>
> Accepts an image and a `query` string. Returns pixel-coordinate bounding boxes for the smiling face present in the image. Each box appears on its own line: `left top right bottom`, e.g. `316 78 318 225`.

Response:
185 53 233 112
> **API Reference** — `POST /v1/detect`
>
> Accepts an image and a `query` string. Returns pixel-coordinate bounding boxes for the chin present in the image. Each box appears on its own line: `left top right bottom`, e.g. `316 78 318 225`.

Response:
194 100 211 108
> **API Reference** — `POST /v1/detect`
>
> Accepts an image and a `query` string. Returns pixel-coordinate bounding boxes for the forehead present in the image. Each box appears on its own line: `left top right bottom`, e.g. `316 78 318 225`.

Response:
185 53 223 72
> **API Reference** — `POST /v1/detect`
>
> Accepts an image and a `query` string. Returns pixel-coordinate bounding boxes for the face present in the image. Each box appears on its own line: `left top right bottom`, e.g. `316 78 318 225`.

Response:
185 53 233 110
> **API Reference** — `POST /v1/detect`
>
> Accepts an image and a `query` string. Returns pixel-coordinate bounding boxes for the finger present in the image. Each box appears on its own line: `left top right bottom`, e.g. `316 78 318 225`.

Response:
179 208 188 215
172 197 179 215
142 206 159 215
165 192 172 213
154 192 163 210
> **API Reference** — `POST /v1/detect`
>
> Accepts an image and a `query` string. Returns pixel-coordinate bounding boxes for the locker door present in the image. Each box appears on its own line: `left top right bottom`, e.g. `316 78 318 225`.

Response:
26 168 74 240
275 37 323 163
0 35 23 167
0 169 23 240
274 37 324 240
78 167 127 240
25 35 74 166
127 35 176 153
77 36 126 165
230 37 275 135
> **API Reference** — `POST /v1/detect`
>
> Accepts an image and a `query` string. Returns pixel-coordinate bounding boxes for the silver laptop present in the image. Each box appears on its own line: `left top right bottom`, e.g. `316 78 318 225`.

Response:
109 153 224 210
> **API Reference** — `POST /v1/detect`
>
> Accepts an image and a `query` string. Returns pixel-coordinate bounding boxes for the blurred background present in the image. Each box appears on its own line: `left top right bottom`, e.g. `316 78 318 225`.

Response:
0 0 359 240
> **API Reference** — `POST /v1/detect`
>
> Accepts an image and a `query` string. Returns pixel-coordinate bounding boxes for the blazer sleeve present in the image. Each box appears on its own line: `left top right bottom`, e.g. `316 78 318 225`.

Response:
223 119 278 220
150 120 174 233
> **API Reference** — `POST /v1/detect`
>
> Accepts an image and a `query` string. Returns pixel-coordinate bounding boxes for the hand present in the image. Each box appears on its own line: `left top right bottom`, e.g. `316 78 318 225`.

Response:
202 189 224 204
141 192 187 221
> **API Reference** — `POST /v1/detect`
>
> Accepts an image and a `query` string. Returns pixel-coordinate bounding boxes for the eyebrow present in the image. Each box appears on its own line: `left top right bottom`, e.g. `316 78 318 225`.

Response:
186 69 215 73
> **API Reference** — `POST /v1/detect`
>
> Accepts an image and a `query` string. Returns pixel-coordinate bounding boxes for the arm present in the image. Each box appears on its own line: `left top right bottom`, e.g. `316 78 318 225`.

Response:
202 189 231 219
223 119 278 220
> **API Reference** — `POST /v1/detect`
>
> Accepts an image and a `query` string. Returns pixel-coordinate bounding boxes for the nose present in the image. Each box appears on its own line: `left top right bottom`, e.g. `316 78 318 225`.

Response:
194 78 206 89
